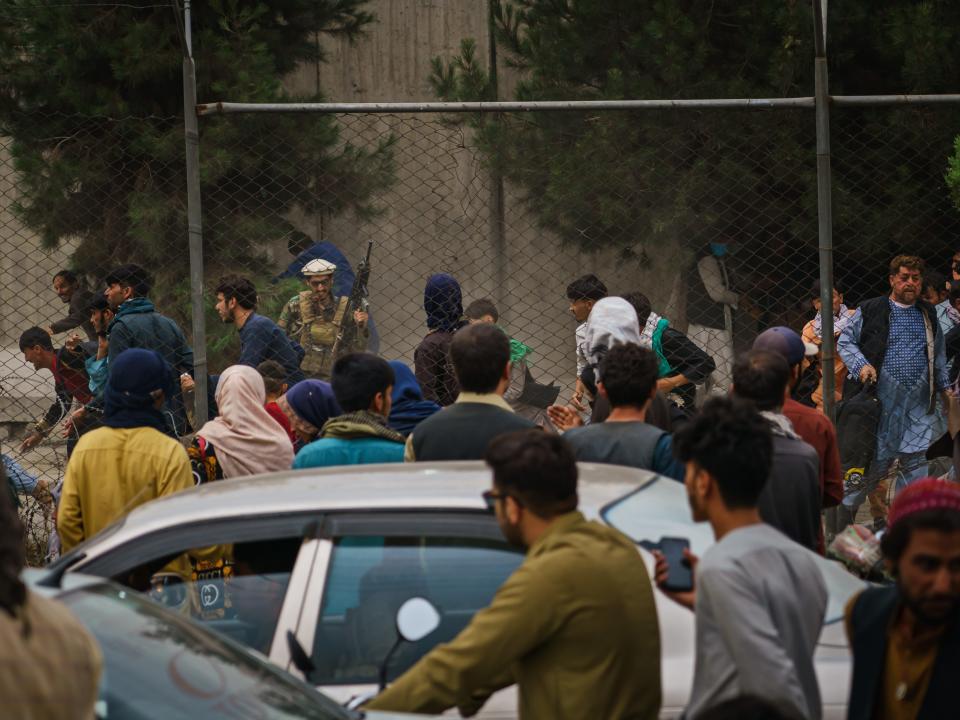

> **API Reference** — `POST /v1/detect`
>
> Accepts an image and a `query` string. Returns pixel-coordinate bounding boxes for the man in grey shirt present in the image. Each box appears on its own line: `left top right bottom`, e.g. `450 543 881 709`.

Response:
559 343 684 480
654 396 827 720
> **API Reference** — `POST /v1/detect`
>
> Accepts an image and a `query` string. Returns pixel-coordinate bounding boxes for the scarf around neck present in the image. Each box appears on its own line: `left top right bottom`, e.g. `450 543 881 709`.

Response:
639 311 665 348
812 304 854 338
761 410 800 440
321 410 405 443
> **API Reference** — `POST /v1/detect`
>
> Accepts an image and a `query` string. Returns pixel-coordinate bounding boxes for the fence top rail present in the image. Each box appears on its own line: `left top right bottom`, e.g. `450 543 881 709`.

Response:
196 98 816 115
196 94 960 115
831 94 960 106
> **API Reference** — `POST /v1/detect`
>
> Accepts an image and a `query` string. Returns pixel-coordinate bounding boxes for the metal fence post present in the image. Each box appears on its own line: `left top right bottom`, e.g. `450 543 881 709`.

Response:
813 0 838 538
813 0 835 422
179 0 208 424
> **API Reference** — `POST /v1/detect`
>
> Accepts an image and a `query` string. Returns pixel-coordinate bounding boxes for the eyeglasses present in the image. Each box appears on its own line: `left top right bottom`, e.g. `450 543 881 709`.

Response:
482 489 523 512
482 490 505 512
308 278 332 288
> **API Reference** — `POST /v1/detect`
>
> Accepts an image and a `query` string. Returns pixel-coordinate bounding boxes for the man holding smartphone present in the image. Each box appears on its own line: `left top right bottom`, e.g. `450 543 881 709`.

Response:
654 396 828 720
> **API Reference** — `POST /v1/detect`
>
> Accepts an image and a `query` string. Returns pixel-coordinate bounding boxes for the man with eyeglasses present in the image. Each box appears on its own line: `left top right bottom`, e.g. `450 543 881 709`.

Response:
277 258 369 381
366 429 661 719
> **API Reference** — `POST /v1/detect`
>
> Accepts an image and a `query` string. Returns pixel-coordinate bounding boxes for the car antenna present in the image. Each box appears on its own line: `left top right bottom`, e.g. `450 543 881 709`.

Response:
35 552 86 588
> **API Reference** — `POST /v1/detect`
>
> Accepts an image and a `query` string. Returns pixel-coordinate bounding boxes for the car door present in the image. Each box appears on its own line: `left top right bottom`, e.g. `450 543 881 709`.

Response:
290 511 524 719
72 513 319 662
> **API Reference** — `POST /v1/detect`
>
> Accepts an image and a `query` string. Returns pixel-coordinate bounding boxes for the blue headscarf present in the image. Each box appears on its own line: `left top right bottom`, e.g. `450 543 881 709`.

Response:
285 380 341 430
387 361 441 437
103 348 174 433
424 274 463 333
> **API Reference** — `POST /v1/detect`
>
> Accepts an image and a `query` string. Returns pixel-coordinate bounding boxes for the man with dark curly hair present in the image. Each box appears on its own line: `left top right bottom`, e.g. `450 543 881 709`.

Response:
561 343 684 480
654 396 827 720
0 463 102 717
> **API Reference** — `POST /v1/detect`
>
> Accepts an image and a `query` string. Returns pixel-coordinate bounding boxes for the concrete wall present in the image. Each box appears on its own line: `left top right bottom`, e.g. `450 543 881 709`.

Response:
0 0 683 404
0 142 70 419
278 0 682 391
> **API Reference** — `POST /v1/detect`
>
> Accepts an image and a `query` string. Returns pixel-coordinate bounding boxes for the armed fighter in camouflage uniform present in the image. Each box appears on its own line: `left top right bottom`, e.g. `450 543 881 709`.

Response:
277 259 369 380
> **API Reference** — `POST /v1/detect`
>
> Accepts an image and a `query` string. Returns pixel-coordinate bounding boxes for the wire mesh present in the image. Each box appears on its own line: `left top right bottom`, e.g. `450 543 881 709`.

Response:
3 102 960 561
0 112 194 562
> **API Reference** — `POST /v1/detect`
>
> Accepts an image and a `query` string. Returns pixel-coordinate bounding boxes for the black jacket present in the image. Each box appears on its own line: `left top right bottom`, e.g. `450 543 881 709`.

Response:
847 586 959 720
411 401 535 461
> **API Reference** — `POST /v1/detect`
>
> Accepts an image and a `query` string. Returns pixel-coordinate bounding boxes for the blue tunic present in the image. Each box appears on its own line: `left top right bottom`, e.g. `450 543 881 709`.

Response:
837 300 948 460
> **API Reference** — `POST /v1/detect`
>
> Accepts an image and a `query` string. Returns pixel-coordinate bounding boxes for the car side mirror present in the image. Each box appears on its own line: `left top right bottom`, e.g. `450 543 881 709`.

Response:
377 597 441 691
396 597 440 643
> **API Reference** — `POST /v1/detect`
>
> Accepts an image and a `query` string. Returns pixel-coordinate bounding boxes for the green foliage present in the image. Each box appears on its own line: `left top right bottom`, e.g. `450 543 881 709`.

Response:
430 0 960 270
948 136 960 212
0 0 393 332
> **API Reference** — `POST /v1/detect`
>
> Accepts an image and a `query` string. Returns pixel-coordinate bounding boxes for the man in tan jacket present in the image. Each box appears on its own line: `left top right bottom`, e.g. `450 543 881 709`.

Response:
366 429 661 719
1 463 102 719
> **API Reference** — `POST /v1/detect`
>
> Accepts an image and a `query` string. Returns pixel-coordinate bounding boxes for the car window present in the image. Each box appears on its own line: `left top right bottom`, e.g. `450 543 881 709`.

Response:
130 537 302 655
311 535 524 685
601 479 867 624
62 583 351 720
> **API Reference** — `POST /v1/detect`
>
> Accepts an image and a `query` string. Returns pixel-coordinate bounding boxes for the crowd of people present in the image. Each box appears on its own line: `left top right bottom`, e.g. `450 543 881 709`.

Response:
4 248 960 719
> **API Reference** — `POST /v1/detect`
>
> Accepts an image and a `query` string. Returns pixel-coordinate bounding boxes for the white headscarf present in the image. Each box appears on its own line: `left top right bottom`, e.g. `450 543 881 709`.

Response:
198 365 295 478
583 297 641 367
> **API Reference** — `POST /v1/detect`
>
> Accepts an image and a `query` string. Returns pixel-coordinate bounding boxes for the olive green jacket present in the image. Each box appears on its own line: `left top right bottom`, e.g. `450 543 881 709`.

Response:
365 511 661 719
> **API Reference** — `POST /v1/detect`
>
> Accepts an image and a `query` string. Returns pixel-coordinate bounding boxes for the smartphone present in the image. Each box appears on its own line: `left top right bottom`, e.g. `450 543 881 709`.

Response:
659 536 693 592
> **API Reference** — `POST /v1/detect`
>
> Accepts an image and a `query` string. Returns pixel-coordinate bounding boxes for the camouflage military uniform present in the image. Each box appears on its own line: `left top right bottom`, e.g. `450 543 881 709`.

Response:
278 291 368 380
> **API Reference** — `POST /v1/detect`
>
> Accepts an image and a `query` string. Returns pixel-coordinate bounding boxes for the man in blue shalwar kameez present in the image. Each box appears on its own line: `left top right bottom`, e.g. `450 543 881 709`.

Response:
837 255 950 523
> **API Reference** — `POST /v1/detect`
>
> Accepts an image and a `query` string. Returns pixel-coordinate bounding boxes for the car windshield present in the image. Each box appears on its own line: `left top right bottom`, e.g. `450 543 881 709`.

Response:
61 583 352 720
601 478 867 624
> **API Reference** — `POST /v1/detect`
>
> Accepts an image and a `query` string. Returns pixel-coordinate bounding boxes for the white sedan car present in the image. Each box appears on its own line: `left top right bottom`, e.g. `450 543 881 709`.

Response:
50 462 863 718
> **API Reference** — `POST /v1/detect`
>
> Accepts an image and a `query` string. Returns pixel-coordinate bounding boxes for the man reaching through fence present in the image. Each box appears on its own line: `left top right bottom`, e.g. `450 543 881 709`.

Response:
103 263 194 436
46 269 96 341
18 327 99 457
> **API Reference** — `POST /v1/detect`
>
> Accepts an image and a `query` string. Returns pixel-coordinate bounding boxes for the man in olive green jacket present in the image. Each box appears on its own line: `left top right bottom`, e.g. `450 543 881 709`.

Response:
365 429 661 719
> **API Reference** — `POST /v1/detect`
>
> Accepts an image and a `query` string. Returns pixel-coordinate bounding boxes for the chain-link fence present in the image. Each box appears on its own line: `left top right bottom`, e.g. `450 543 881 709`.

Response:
3 100 960 560
0 112 193 563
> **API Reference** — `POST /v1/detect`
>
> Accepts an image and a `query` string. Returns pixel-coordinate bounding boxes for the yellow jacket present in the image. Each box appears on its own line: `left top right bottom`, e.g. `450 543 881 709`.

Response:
366 511 661 719
58 426 194 552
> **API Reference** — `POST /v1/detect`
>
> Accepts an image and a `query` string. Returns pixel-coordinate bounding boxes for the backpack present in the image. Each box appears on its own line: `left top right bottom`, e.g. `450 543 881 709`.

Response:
834 382 881 494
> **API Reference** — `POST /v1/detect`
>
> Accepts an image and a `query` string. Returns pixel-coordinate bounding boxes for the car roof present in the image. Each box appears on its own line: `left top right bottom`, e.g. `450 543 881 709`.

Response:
61 461 656 561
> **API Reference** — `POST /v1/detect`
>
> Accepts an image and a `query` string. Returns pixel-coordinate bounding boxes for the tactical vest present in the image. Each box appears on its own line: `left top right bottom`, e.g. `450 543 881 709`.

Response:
297 292 349 379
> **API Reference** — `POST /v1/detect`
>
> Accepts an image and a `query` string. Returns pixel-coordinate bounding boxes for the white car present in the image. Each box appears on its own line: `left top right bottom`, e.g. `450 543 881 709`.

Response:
50 462 864 718
25 569 432 720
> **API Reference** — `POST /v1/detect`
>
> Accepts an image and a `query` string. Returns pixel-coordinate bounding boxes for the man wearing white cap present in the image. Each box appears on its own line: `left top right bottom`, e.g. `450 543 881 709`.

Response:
278 258 368 380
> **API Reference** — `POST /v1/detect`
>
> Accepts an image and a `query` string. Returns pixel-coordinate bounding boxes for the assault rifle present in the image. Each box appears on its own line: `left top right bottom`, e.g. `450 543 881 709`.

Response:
332 239 373 359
